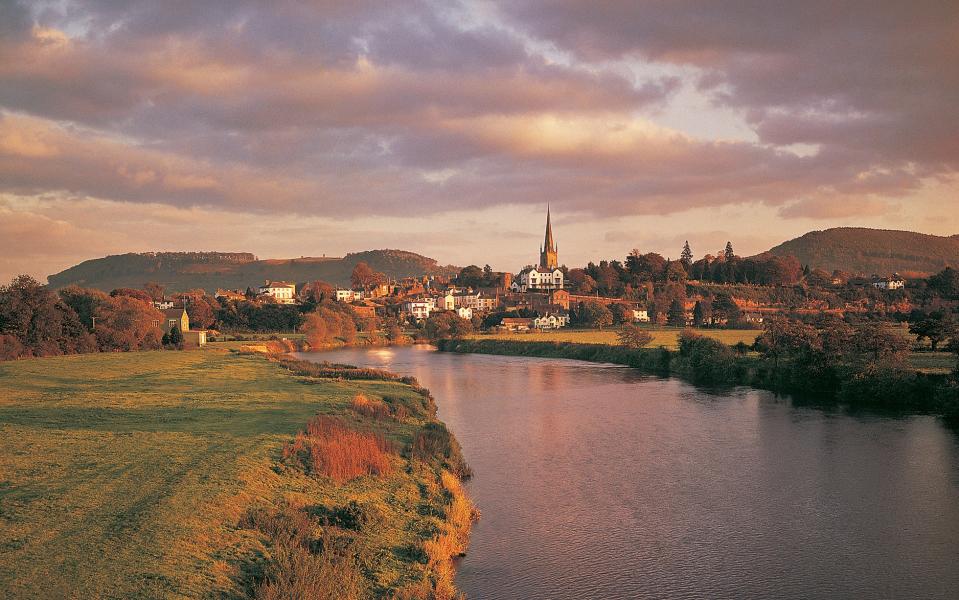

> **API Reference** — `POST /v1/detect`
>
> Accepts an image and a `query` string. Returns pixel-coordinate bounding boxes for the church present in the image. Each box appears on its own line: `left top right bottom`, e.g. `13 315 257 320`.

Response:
514 207 565 292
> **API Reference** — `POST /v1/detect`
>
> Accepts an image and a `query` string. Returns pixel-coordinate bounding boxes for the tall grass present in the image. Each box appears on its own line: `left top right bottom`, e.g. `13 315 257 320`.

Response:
411 422 472 479
350 393 393 420
283 415 394 483
240 505 366 600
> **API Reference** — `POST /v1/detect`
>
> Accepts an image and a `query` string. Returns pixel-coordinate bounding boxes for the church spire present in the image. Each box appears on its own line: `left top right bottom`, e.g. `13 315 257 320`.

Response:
539 204 558 269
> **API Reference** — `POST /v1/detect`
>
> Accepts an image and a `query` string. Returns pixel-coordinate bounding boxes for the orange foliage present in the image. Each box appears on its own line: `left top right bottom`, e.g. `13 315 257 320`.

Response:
350 394 392 420
283 415 393 483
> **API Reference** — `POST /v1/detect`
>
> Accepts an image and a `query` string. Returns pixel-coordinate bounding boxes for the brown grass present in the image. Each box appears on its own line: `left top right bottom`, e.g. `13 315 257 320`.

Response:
283 415 394 483
350 393 392 420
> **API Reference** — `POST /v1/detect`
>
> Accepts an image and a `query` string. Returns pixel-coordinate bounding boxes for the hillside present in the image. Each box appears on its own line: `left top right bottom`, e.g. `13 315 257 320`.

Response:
762 228 959 275
47 249 457 292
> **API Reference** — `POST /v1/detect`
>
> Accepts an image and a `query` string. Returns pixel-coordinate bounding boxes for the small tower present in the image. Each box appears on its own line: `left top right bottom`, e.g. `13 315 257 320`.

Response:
539 206 558 270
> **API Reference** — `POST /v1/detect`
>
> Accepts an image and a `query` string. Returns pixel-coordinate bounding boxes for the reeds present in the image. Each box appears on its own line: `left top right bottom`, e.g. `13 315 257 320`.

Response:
283 415 394 483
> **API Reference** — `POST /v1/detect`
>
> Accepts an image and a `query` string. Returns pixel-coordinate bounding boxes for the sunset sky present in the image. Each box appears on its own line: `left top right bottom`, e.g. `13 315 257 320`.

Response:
1 0 957 282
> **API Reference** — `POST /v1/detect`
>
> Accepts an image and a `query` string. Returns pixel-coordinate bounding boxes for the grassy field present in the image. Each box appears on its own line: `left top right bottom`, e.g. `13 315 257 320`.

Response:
909 352 958 374
470 327 761 350
0 346 465 598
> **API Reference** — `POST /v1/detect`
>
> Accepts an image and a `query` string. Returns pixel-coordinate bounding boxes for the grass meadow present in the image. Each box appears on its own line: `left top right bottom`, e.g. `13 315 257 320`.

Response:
0 345 463 598
471 327 761 350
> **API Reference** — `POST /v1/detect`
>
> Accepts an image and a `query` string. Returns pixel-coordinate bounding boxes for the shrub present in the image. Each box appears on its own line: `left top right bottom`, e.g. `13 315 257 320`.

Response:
410 423 472 479
283 415 394 482
350 394 391 420
240 505 366 600
0 334 25 361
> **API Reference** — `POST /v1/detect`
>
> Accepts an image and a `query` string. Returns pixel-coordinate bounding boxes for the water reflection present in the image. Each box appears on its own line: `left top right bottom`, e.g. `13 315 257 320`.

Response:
298 347 959 600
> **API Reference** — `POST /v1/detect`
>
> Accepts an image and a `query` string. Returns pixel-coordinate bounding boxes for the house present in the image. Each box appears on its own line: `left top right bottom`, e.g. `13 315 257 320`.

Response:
872 274 905 290
632 309 650 323
402 298 435 321
152 298 175 310
499 317 533 332
258 281 296 304
744 312 765 324
456 307 473 320
533 313 569 329
214 289 246 302
335 289 364 302
515 266 565 292
162 307 190 334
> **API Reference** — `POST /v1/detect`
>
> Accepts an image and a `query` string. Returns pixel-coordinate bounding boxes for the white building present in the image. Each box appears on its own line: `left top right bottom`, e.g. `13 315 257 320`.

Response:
632 309 650 323
872 274 905 290
456 307 473 320
258 281 296 304
533 313 569 329
335 289 364 302
402 297 436 321
514 267 564 292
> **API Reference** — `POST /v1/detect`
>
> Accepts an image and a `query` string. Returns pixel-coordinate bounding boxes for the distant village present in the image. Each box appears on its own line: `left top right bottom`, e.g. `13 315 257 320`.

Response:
193 207 921 337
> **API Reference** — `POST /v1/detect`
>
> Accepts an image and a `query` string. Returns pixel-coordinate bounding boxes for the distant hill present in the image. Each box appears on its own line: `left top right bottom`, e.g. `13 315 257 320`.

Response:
47 250 458 292
762 228 959 275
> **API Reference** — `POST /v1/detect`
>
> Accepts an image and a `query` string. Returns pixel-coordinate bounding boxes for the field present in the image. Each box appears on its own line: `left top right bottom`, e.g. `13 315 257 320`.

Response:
0 346 462 598
909 352 957 374
470 327 761 350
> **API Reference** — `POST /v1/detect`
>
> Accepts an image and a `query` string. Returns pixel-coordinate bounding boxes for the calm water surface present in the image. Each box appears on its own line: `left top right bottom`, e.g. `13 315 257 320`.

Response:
301 346 959 600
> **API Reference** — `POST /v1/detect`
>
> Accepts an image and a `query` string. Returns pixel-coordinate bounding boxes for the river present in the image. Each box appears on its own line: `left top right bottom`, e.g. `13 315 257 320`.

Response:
299 346 959 599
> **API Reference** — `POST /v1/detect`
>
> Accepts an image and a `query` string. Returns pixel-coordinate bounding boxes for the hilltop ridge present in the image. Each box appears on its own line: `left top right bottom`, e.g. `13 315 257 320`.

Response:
47 249 457 292
760 227 959 275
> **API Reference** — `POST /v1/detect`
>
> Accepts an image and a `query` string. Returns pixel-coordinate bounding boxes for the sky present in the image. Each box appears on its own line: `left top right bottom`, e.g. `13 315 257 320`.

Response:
1 0 957 283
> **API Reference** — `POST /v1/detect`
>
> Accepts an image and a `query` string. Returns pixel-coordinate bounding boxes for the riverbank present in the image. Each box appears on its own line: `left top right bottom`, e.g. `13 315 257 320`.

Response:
437 338 959 421
0 345 475 598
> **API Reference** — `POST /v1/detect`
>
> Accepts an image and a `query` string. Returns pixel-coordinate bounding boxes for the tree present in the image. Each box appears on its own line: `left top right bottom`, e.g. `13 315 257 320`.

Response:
166 324 183 349
680 241 693 270
692 301 711 327
667 299 686 327
576 301 613 330
456 265 485 289
724 241 735 262
711 293 742 327
59 285 109 331
852 322 911 362
609 303 631 325
0 275 93 357
93 295 164 351
143 282 165 302
618 323 653 348
909 311 958 351
350 262 383 291
110 288 153 304
424 312 473 341
928 267 959 299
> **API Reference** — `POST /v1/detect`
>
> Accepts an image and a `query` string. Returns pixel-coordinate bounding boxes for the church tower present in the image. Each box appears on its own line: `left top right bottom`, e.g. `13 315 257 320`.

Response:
539 206 558 270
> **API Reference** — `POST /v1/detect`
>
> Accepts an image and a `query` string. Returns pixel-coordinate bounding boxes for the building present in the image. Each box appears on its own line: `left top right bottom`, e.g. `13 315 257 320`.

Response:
215 289 246 302
402 298 435 321
872 274 905 290
499 317 533 332
456 307 473 320
335 289 363 302
258 281 296 304
533 313 569 329
152 298 175 310
162 307 190 334
513 207 565 292
632 309 650 323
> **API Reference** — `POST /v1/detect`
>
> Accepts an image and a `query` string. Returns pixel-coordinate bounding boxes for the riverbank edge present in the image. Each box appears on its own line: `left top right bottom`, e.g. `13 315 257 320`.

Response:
253 349 478 598
436 338 959 421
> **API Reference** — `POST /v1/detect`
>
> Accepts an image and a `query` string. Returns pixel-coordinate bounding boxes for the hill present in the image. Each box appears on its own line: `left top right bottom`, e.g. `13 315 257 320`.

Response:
761 228 959 275
47 249 458 292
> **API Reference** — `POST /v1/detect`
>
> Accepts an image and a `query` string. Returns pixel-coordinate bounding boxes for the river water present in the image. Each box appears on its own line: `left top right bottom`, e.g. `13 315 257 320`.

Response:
300 346 959 599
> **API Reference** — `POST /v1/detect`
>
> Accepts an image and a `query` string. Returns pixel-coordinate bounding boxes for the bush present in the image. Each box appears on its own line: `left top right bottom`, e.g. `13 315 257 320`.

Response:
350 394 392 420
283 415 394 483
410 423 472 479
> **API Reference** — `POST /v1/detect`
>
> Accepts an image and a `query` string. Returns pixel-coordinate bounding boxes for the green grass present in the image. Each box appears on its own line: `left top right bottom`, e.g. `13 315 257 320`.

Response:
470 327 760 350
909 352 957 374
0 347 456 598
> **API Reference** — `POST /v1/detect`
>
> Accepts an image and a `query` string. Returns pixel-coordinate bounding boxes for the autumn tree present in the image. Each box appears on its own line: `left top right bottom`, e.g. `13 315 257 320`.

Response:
143 282 165 301
350 262 384 291
618 323 654 348
110 288 154 304
909 311 958 351
575 301 613 330
94 295 164 351
424 312 473 341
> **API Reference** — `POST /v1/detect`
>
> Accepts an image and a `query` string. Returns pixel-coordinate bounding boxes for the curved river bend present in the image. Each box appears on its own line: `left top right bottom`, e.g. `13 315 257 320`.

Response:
300 346 959 600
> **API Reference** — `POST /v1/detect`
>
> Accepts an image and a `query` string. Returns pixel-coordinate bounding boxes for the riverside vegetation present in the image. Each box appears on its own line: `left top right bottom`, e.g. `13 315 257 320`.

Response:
0 344 475 599
439 318 959 422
